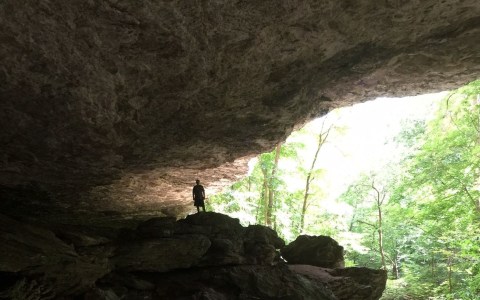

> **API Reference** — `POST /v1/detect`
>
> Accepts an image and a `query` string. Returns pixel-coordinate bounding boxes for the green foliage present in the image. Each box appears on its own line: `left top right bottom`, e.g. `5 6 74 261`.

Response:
394 119 427 149
381 279 424 300
330 80 480 299
208 117 339 242
385 80 480 299
210 80 480 299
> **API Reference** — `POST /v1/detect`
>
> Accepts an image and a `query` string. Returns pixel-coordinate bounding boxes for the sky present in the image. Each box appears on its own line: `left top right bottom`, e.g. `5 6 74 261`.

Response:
280 91 448 207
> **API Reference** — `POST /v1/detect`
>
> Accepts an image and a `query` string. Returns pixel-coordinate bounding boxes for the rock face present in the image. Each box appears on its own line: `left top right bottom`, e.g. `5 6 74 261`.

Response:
114 212 285 269
0 212 387 299
282 235 345 268
0 214 110 298
290 265 387 300
0 1 479 215
134 264 337 300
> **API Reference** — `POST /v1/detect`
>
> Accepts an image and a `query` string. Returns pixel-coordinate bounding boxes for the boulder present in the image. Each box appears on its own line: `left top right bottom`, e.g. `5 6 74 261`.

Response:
130 213 285 268
290 265 387 300
244 224 285 249
112 234 211 272
98 264 336 300
199 237 247 266
54 230 111 248
83 287 121 300
0 214 110 298
1 212 386 299
243 225 285 265
175 212 284 266
281 235 345 268
135 216 176 238
175 212 245 238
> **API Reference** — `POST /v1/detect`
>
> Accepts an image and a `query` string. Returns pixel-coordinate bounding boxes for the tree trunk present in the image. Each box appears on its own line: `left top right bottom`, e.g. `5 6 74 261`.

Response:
448 255 453 293
373 183 387 271
431 253 435 279
261 167 269 226
392 247 399 279
266 143 282 227
300 125 331 233
377 221 387 271
247 176 251 203
300 175 311 233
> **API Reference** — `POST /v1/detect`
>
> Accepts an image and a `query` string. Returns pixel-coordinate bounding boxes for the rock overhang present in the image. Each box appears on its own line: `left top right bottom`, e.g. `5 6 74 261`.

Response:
0 0 479 219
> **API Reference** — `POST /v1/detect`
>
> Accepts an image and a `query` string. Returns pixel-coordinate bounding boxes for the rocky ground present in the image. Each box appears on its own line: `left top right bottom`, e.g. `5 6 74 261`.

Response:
0 212 386 299
2 2 477 298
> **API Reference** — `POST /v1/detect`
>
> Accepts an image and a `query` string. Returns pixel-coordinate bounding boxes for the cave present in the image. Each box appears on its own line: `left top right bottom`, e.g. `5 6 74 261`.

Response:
0 1 479 299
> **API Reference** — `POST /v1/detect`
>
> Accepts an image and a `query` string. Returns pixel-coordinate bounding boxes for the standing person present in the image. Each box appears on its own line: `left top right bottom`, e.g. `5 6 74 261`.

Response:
193 179 206 213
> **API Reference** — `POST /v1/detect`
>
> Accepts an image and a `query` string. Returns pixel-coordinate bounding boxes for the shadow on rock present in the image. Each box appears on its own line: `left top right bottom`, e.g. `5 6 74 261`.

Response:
0 212 386 299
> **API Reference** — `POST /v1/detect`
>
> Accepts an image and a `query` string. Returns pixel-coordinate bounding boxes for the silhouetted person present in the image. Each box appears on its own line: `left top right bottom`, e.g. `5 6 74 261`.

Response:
193 179 206 213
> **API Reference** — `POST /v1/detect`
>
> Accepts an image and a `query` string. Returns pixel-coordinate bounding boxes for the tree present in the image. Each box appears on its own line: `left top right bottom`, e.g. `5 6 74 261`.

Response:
338 172 399 274
300 119 332 233
210 80 480 298
388 80 480 298
371 180 387 271
266 143 282 227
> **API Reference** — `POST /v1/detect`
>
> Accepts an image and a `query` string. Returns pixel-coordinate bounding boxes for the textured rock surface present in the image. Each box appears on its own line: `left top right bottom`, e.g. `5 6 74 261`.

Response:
0 212 386 299
282 235 345 268
0 1 479 216
128 265 337 300
138 212 284 267
113 235 212 272
0 214 110 298
290 265 388 300
90 264 387 300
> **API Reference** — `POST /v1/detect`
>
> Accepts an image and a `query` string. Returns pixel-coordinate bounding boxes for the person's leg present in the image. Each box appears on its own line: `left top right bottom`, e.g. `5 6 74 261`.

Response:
196 205 200 213
202 204 206 212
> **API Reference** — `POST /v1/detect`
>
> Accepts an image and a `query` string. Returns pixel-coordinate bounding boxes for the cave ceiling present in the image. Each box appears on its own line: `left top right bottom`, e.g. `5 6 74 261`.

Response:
0 0 479 218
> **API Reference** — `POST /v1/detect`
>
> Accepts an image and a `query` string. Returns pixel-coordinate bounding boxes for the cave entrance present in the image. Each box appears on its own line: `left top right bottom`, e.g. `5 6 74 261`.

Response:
207 79 480 299
208 91 448 235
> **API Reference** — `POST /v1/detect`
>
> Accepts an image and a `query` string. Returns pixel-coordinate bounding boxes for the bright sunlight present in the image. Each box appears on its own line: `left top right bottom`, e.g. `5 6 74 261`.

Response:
207 80 480 300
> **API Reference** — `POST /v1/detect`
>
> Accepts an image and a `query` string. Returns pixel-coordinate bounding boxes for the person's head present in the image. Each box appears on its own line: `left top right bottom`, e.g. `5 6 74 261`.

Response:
195 179 200 185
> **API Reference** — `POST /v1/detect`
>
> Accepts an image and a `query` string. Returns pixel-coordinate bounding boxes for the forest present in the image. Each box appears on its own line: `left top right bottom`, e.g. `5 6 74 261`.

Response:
206 80 480 299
